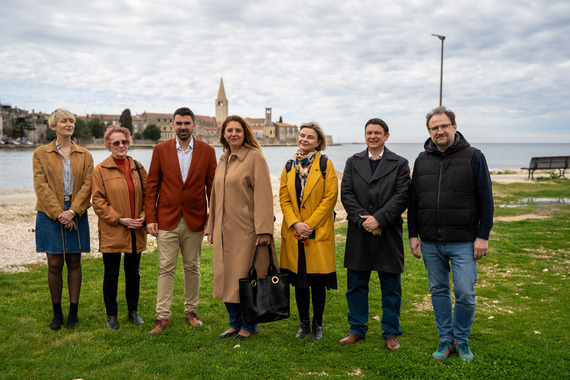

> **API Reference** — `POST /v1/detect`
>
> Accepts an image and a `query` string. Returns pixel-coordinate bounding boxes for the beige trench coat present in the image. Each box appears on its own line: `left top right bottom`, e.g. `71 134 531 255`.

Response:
205 146 277 303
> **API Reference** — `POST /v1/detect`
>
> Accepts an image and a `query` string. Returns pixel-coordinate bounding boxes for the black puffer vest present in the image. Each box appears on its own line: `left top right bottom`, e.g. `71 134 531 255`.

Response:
415 132 479 242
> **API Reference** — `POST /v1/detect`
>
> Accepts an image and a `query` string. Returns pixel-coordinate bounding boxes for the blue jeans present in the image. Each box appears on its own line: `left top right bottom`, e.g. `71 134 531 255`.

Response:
421 241 477 344
225 302 257 334
346 269 403 339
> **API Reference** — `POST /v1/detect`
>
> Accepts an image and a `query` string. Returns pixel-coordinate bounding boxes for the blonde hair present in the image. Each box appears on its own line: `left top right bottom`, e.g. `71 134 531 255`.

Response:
48 108 75 129
299 121 327 151
220 115 261 151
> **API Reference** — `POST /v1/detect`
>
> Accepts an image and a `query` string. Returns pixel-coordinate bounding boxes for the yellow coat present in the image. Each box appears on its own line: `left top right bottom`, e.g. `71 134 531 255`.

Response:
279 152 338 274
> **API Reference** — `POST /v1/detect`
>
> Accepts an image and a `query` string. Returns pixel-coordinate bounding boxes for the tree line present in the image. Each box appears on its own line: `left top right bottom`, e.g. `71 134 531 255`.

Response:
3 109 162 143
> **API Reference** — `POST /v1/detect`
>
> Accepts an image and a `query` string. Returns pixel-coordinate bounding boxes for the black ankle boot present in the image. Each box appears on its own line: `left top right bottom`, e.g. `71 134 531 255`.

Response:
295 321 311 338
128 311 145 325
50 302 63 330
65 303 78 329
310 322 323 341
50 316 63 331
106 315 119 330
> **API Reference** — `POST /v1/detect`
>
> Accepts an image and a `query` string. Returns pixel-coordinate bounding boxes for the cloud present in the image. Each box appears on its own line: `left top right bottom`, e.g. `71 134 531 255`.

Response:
1 0 569 142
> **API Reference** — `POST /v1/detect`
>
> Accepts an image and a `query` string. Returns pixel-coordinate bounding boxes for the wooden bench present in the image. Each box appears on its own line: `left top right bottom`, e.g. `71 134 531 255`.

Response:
521 156 569 179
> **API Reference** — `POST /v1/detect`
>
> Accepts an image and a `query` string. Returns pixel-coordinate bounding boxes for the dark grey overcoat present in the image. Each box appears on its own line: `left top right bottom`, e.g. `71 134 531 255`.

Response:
341 147 410 273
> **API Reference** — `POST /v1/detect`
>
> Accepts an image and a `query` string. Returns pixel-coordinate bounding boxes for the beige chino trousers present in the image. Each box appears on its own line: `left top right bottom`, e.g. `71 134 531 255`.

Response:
155 216 204 320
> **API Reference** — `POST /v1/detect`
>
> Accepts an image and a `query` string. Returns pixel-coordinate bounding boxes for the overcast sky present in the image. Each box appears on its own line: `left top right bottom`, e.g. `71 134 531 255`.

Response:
1 0 569 143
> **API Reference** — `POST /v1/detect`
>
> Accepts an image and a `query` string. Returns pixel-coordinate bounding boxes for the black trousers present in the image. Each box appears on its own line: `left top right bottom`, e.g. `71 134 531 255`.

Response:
295 286 326 325
102 252 141 316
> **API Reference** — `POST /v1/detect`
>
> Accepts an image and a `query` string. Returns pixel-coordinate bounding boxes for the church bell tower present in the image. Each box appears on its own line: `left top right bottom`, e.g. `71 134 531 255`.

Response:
215 77 228 126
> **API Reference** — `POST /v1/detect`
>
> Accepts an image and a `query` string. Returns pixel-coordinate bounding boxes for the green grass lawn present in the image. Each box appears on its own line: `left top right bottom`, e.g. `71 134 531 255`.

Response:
1 180 568 379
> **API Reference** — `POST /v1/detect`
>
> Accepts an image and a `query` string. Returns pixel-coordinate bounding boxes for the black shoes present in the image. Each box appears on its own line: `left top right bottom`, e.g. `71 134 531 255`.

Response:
310 323 323 341
219 330 238 338
106 315 119 330
128 311 145 325
50 316 63 331
295 321 311 339
65 315 78 329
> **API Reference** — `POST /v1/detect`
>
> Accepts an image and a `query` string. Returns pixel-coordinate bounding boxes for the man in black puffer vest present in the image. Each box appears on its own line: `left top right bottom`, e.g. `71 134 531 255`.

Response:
408 106 494 362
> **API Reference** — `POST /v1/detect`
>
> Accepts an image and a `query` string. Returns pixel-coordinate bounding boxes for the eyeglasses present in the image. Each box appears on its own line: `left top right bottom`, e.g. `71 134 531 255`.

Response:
428 124 453 133
111 140 129 147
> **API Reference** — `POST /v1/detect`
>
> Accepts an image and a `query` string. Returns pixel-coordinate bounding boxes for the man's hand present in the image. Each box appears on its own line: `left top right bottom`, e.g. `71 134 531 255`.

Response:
147 222 158 237
205 234 213 244
371 227 383 236
410 237 422 259
360 214 379 233
473 238 488 260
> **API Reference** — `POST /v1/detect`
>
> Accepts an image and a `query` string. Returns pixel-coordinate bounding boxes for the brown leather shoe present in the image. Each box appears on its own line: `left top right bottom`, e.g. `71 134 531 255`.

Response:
386 335 401 351
185 311 203 327
148 319 171 335
339 333 364 345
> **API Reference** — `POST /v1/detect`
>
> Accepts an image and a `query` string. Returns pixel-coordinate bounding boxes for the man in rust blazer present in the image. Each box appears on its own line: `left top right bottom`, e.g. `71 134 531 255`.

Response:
145 107 217 335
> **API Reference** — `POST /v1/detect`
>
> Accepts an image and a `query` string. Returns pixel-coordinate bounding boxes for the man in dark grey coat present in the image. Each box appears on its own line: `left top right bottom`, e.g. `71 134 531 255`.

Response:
339 118 410 350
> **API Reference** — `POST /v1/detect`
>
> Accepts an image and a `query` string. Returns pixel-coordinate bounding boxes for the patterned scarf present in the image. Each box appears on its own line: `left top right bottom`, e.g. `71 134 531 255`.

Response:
293 149 317 202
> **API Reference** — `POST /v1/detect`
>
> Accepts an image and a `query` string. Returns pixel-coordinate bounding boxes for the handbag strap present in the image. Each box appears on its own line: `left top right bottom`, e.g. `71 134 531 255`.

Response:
134 160 145 201
248 243 278 280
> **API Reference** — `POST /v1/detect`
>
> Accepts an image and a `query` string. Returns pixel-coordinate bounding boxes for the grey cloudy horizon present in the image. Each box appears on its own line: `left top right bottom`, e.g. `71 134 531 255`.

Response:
1 0 569 143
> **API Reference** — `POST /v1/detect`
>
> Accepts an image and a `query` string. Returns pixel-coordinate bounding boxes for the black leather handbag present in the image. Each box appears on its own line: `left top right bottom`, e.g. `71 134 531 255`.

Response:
239 244 290 324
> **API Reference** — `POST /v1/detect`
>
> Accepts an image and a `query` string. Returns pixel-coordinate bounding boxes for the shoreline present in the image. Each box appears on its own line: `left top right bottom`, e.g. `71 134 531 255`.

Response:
0 171 555 273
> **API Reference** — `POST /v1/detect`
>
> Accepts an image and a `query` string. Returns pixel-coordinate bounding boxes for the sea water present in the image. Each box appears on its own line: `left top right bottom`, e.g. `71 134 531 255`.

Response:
1 143 569 188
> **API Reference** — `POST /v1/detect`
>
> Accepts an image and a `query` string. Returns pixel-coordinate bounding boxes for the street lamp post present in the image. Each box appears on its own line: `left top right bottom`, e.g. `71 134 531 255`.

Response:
432 34 445 106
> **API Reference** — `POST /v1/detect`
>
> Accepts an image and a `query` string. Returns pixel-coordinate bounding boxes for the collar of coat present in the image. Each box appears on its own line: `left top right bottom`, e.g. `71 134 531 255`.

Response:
221 145 254 163
46 139 86 155
99 154 135 170
285 151 325 208
350 147 400 183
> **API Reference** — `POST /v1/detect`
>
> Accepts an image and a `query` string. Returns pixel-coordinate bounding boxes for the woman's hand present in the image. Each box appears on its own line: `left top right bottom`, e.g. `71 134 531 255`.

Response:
256 234 271 245
206 234 213 244
119 217 145 229
293 222 313 240
63 220 77 231
57 210 75 225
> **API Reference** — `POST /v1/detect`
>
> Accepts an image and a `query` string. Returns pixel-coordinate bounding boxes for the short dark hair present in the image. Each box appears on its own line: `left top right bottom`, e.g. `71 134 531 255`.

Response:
173 107 195 122
426 106 456 127
365 118 389 134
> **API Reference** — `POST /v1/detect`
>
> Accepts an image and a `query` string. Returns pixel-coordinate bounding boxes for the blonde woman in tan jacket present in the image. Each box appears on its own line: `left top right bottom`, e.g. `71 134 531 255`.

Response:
33 108 93 330
92 125 147 330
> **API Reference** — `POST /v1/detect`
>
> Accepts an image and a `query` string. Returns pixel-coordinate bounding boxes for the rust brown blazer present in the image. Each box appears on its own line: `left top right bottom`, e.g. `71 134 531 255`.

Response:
145 138 217 232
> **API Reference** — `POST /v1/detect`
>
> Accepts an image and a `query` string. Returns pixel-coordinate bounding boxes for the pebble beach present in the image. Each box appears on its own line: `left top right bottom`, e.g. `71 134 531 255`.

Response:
0 171 546 273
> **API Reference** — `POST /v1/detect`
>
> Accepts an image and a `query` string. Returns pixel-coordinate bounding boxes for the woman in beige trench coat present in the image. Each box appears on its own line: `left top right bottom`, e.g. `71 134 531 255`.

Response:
205 115 277 341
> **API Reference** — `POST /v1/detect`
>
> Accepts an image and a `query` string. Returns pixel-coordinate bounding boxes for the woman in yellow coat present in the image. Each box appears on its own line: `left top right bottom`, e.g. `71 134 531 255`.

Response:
279 122 338 340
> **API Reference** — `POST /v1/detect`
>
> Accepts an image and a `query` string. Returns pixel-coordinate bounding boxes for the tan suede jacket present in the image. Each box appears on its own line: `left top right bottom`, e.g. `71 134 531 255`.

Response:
33 140 94 220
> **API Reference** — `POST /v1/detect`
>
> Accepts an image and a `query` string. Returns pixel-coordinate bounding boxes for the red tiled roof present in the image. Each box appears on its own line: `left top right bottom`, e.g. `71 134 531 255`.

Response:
275 122 296 127
144 112 171 117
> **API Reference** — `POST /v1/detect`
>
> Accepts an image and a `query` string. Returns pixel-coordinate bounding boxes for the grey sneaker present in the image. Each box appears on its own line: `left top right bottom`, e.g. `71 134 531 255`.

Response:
456 343 474 361
432 341 456 360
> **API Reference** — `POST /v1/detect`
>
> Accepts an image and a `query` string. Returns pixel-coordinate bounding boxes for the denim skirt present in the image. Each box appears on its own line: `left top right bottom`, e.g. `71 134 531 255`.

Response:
35 201 90 254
